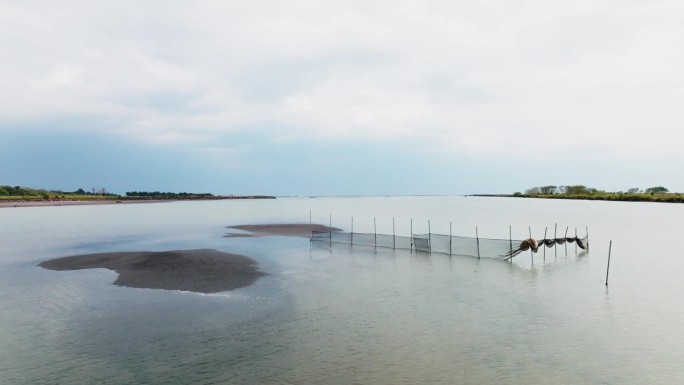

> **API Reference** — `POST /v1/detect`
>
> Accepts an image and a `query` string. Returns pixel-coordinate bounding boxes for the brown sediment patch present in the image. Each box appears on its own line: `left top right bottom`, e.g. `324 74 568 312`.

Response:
38 249 265 294
224 223 342 238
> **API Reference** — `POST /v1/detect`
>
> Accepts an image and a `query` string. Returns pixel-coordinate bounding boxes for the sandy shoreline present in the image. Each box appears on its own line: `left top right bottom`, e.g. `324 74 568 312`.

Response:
0 196 276 208
225 223 342 238
0 199 170 208
39 249 266 294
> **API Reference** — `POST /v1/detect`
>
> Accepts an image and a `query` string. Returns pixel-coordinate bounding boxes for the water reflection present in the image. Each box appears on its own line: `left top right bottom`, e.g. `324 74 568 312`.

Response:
2 197 684 384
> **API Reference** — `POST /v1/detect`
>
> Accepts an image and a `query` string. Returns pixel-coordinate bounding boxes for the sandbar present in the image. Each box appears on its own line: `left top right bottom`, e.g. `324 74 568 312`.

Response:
224 223 342 238
39 249 265 294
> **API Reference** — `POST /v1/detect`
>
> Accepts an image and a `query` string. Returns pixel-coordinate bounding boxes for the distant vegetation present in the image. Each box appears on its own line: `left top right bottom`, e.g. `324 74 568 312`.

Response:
506 185 684 203
125 191 214 199
0 185 275 201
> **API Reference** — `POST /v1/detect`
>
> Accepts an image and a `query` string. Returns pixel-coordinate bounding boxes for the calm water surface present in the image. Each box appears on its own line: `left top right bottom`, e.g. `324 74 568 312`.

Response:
0 196 682 384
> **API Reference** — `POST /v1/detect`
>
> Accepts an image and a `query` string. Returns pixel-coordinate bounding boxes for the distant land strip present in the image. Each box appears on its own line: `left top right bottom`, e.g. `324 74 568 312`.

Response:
0 185 275 207
471 184 684 203
475 193 684 203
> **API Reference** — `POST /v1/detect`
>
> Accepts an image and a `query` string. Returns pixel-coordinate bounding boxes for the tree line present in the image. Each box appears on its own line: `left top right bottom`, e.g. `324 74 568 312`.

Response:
518 185 670 195
125 191 214 198
0 185 41 196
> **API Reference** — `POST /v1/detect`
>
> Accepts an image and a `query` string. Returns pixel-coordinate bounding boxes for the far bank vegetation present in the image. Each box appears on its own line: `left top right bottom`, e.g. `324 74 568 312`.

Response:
0 185 275 201
512 185 682 203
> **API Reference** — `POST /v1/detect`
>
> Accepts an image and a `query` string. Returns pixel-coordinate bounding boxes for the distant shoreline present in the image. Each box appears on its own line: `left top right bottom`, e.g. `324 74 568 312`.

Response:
472 194 684 204
0 196 276 208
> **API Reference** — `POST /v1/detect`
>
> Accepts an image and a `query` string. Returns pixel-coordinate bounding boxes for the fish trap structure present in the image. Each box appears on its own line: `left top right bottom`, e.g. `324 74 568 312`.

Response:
310 225 589 260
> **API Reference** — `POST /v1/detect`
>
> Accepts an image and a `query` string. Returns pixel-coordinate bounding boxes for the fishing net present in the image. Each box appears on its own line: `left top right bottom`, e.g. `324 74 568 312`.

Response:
312 230 588 260
503 236 589 260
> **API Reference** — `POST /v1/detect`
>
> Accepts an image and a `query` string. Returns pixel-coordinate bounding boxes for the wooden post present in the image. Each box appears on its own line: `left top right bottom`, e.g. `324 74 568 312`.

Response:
329 214 332 244
564 226 569 256
351 217 354 246
428 220 432 253
554 223 557 258
575 227 578 254
374 217 377 248
309 210 312 238
410 218 413 253
449 221 452 256
586 227 590 250
393 217 396 250
543 227 547 261
606 240 612 286
476 226 480 259
529 226 533 263
509 225 513 257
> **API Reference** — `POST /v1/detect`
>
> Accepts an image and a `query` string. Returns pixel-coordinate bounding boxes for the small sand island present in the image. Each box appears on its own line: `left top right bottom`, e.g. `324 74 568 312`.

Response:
39 224 339 294
39 249 266 294
224 223 341 238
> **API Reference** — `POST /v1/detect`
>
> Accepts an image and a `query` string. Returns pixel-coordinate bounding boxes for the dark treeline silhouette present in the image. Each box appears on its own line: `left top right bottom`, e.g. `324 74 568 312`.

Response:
125 191 214 198
0 185 35 196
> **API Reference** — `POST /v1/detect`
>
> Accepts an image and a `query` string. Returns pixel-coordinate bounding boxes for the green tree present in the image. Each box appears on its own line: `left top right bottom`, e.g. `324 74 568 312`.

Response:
565 185 589 195
645 186 668 194
540 185 557 194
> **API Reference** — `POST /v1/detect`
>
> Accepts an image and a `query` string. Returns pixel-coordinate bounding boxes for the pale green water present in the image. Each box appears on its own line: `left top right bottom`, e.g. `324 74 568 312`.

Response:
0 196 682 384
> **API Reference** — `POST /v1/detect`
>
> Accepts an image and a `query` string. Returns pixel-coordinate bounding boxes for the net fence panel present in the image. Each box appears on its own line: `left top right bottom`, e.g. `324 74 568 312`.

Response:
311 230 572 259
331 232 351 244
352 232 376 247
449 235 480 257
376 234 396 249
430 234 451 255
413 235 430 252
311 231 330 240
395 235 412 250
479 237 522 258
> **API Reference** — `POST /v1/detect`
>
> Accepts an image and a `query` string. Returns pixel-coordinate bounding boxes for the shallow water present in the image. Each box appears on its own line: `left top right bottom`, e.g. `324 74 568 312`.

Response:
1 196 683 384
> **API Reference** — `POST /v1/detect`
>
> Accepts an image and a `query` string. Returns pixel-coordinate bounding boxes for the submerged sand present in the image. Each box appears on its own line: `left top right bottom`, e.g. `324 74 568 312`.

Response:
39 224 337 293
39 249 265 294
225 223 341 238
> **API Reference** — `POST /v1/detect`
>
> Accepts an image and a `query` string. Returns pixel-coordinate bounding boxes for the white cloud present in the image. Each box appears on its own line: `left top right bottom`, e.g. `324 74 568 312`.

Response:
2 0 684 158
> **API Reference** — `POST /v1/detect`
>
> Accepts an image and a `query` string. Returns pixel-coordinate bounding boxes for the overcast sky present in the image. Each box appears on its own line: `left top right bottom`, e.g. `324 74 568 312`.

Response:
1 0 683 195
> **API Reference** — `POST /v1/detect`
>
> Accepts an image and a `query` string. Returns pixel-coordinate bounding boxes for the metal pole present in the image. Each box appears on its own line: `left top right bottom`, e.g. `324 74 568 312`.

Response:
564 226 569 256
309 210 312 238
509 225 513 256
329 214 332 244
476 226 480 259
606 240 612 286
393 217 396 250
575 227 578 254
